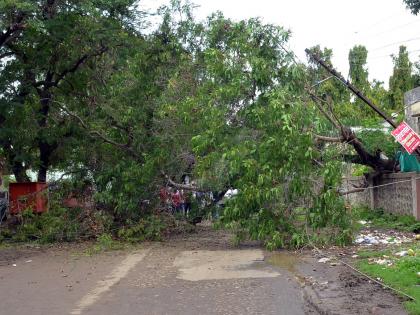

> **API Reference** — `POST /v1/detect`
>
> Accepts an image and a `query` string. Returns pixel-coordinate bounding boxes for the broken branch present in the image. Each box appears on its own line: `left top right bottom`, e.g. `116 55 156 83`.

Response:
162 172 207 192
314 134 343 142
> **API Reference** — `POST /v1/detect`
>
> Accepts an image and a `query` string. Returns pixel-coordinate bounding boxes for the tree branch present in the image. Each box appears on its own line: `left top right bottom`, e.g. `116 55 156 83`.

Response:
162 172 207 192
0 16 26 49
34 46 109 89
309 90 398 173
314 134 343 142
55 102 141 160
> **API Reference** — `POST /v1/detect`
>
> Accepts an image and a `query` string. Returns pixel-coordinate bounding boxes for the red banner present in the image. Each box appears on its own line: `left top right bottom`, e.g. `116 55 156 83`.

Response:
391 121 420 154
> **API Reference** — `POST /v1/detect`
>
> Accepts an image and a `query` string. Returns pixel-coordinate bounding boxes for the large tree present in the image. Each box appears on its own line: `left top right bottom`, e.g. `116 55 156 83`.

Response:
0 2 363 247
389 45 414 110
413 59 420 88
348 45 369 93
403 0 420 14
0 0 140 182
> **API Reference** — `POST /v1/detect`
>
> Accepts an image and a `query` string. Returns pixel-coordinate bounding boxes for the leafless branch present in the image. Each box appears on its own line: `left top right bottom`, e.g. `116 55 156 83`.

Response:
162 172 207 192
306 88 342 130
314 134 343 142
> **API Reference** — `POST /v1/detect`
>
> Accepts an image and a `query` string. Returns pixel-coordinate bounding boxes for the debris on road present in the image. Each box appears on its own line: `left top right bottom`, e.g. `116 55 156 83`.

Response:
318 257 331 263
368 258 393 267
395 251 408 257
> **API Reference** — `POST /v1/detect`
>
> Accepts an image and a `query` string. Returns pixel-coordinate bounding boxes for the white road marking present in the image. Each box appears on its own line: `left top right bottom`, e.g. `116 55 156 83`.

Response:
70 250 149 315
173 250 280 281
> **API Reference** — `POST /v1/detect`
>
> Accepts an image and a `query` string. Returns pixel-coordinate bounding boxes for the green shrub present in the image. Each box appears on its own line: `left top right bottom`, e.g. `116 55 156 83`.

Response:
10 207 83 243
117 215 168 242
354 206 420 232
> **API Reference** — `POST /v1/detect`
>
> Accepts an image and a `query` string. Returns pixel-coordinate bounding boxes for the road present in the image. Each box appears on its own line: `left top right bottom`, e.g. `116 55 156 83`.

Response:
0 226 407 315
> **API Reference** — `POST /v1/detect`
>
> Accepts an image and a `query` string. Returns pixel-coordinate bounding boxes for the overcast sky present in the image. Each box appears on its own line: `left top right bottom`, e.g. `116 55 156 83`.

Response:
140 0 420 87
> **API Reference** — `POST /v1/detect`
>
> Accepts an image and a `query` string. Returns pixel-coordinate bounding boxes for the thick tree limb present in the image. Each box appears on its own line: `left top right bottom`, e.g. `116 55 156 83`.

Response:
310 91 397 172
341 127 396 172
162 172 207 192
314 134 343 142
0 17 26 48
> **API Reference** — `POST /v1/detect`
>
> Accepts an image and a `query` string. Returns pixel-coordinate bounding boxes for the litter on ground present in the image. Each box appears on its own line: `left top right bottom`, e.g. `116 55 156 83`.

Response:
354 230 412 246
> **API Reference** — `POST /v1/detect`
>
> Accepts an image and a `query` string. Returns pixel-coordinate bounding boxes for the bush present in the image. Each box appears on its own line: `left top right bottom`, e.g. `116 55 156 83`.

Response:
8 207 84 243
354 207 420 232
117 215 169 242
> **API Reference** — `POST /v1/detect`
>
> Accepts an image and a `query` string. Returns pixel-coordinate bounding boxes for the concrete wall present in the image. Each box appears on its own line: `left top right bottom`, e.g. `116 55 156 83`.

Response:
345 87 420 220
342 176 372 208
343 172 420 220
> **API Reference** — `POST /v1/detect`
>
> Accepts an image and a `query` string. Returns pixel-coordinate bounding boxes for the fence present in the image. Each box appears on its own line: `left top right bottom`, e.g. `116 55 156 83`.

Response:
343 172 420 220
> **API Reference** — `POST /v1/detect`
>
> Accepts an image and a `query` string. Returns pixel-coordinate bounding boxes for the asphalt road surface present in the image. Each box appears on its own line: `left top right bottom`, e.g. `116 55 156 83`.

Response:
0 226 407 315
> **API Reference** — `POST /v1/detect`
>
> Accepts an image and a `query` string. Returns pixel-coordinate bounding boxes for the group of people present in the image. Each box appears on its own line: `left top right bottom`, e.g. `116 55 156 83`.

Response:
159 187 191 215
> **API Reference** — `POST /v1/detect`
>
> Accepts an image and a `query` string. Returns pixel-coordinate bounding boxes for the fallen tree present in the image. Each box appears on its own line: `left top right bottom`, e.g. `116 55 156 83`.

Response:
306 49 402 175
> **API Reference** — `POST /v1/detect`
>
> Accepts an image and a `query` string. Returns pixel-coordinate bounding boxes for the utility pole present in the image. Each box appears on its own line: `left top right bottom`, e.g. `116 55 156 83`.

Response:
305 49 398 129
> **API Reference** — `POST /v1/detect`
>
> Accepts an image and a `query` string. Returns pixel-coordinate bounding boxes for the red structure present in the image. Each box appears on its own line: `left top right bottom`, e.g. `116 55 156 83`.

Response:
9 182 48 214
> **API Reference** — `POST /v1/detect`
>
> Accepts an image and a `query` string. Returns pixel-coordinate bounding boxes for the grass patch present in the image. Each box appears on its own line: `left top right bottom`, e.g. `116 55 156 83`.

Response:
356 248 392 259
83 233 130 255
356 244 420 315
353 207 420 233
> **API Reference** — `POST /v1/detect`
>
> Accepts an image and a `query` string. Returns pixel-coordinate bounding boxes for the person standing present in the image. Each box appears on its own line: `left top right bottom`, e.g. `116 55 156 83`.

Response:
172 189 181 214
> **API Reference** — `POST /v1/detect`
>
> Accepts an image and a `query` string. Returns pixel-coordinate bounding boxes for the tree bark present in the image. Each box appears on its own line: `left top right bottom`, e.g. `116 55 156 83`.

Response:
1 140 30 182
341 127 396 172
36 90 55 182
12 161 30 183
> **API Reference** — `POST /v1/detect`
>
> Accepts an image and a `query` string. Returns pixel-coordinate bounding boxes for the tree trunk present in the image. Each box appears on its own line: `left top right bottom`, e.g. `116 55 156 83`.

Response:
12 162 30 183
37 141 51 182
36 90 55 183
341 127 396 173
1 140 30 183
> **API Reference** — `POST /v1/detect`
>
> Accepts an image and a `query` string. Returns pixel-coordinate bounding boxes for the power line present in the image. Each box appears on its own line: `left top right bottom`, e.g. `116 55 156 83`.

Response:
375 19 420 37
343 49 420 66
353 14 400 35
371 36 420 52
358 19 420 39
342 18 420 50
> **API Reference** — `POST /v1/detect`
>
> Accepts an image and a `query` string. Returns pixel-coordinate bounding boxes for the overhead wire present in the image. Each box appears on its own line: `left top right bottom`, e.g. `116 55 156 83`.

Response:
353 13 400 35
370 36 420 52
371 18 420 37
355 18 420 40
